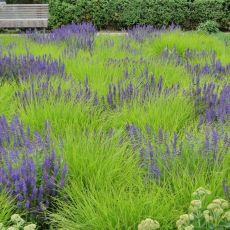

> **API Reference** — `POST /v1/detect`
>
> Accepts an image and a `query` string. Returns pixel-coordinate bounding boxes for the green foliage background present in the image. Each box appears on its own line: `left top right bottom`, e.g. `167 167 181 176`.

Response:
48 0 230 30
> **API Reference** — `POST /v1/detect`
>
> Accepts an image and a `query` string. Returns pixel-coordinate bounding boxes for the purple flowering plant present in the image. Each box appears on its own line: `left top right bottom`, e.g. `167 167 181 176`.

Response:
26 23 96 53
15 68 180 112
0 54 66 83
161 47 230 78
190 79 230 124
127 23 179 42
0 116 67 222
126 124 229 181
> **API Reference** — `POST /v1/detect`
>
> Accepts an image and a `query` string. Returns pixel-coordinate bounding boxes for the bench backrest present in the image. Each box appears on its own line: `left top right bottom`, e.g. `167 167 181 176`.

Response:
0 4 48 28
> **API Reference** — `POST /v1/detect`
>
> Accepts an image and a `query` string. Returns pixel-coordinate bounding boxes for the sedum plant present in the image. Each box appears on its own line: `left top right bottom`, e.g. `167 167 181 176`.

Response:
176 187 230 229
138 218 160 230
0 214 36 230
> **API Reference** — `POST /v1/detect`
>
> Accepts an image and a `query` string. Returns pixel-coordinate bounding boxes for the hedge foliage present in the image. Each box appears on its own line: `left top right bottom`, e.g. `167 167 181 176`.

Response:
197 20 220 33
48 0 230 30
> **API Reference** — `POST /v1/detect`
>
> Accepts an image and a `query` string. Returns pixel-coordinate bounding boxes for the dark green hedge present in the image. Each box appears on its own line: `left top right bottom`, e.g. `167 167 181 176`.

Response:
48 0 230 31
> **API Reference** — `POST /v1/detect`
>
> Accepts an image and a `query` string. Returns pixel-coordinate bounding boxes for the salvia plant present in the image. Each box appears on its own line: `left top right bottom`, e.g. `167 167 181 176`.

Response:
191 79 230 124
15 68 180 110
0 42 16 56
223 181 230 201
0 54 66 83
26 23 96 52
106 57 152 66
101 39 115 49
0 214 36 230
120 40 139 54
127 23 179 42
161 48 230 78
105 69 180 108
126 125 229 180
15 77 95 109
165 47 230 125
0 116 67 223
161 47 214 66
187 60 230 78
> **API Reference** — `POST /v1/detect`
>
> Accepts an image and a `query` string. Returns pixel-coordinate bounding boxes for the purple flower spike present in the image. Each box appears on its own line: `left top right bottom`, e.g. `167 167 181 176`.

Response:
0 115 67 221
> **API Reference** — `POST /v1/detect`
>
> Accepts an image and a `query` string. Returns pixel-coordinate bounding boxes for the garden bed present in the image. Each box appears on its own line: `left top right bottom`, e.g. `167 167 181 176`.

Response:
0 24 229 229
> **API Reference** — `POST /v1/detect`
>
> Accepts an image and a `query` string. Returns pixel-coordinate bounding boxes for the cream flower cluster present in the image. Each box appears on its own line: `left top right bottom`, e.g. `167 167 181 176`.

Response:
138 218 160 230
222 211 230 222
0 214 36 230
176 187 230 230
205 198 229 223
138 187 229 230
192 187 211 198
176 214 194 230
189 200 202 213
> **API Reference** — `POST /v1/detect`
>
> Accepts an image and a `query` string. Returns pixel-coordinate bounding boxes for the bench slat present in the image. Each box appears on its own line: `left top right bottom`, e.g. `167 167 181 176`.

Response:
2 8 48 10
0 11 48 13
0 12 48 13
0 10 48 13
0 12 48 15
0 15 47 20
0 6 48 9
0 12 49 15
1 8 48 10
0 12 48 14
0 4 48 27
0 19 48 28
1 7 48 9
1 4 48 6
1 6 48 7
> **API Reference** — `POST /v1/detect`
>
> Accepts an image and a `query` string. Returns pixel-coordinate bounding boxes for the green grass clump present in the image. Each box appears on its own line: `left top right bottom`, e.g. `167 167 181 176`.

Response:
0 192 15 223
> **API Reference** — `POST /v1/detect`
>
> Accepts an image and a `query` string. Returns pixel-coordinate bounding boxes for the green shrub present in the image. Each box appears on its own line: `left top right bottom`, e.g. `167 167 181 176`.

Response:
197 20 220 33
48 0 230 31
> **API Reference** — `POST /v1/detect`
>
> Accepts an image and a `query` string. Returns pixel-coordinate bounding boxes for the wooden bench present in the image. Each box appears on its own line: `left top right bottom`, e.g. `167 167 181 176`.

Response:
0 4 48 28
